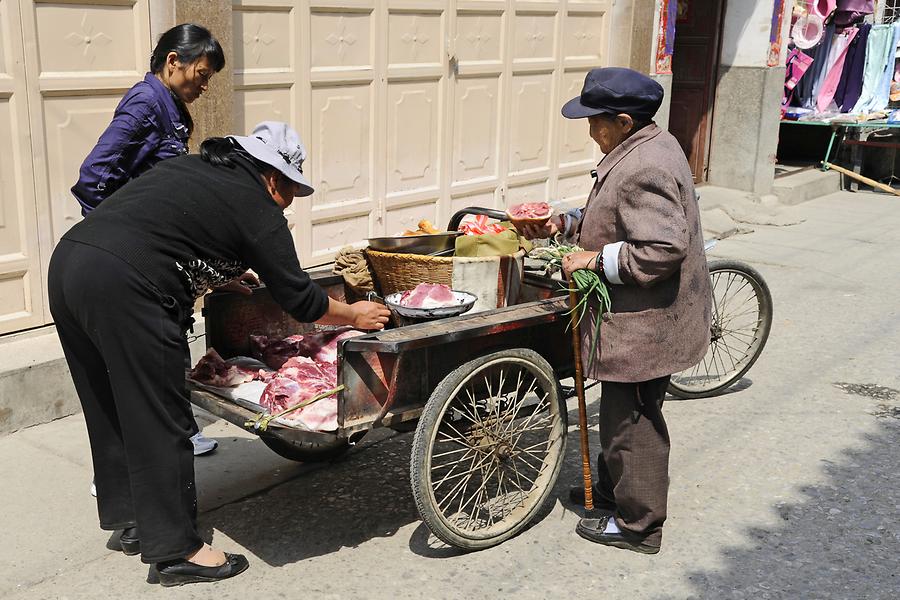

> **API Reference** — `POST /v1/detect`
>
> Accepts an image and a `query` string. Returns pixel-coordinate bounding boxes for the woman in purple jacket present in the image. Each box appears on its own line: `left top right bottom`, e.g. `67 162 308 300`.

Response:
72 23 225 215
73 23 225 459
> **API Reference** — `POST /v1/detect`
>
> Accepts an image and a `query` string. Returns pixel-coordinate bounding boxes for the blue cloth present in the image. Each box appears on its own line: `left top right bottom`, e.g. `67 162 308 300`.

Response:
72 73 190 214
834 23 870 111
871 22 900 111
852 23 900 113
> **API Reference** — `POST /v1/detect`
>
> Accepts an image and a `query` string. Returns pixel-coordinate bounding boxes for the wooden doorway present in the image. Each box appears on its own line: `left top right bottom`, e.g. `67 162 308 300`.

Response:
668 0 726 182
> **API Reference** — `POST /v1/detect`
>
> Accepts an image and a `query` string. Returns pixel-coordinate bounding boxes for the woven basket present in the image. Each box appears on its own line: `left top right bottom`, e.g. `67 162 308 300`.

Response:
365 249 525 310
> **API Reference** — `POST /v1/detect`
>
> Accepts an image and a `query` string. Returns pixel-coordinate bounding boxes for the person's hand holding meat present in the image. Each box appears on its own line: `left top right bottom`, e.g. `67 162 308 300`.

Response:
562 250 601 277
518 215 562 240
348 300 391 330
316 298 390 331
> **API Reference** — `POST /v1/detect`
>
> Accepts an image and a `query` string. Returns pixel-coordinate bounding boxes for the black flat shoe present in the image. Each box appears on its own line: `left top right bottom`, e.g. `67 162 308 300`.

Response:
155 553 250 587
575 516 660 555
119 527 140 556
567 486 617 512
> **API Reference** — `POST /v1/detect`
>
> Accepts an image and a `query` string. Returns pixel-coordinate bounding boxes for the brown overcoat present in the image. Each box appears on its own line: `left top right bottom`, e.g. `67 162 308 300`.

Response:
576 124 711 383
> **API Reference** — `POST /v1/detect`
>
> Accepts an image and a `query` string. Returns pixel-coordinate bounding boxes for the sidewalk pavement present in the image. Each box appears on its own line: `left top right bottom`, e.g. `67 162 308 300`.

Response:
2 188 899 599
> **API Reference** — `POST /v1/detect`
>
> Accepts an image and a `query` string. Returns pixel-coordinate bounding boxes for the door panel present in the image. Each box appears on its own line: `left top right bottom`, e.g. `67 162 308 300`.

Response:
669 0 723 182
0 0 44 332
20 0 152 326
233 0 611 265
0 0 45 334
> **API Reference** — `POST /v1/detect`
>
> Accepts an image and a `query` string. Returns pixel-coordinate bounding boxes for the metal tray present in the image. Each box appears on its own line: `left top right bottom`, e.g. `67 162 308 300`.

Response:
367 231 461 254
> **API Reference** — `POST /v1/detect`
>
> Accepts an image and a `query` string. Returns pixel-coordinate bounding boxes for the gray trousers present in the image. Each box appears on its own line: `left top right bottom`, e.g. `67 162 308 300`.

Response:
596 375 671 547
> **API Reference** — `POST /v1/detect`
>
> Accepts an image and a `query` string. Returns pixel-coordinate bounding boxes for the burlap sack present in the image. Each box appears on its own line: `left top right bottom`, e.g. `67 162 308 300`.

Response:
333 246 374 302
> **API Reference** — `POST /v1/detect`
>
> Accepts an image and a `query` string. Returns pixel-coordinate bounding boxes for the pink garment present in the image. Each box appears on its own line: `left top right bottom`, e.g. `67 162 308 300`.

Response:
812 0 836 19
783 49 814 106
817 27 859 112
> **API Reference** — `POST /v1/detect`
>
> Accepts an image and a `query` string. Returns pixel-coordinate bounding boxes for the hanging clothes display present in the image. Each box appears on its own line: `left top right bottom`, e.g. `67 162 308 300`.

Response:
784 48 815 106
834 0 874 28
817 27 859 111
852 23 900 113
796 21 836 109
834 23 871 111
870 21 900 111
811 25 848 105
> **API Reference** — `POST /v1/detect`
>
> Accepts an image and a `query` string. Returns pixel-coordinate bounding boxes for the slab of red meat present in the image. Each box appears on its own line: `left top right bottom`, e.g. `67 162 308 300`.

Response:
278 356 333 392
398 283 457 309
190 349 257 387
250 334 305 369
313 329 365 363
250 327 363 368
259 358 339 430
259 377 304 414
507 201 551 219
250 328 366 430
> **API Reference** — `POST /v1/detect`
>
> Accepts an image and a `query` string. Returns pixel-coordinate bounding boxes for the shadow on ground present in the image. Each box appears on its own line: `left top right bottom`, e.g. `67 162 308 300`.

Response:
678 407 900 599
198 430 421 566
195 396 605 566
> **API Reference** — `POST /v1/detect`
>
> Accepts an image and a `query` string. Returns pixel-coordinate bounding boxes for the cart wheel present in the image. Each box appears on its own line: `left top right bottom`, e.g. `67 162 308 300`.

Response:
410 348 567 550
260 434 350 463
668 259 773 399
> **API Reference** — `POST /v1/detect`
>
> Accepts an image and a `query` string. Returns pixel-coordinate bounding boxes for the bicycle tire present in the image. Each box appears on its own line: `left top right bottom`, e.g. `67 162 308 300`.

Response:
668 259 773 399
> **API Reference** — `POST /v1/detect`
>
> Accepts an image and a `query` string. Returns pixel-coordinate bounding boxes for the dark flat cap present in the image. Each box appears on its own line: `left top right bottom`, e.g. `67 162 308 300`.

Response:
561 67 664 120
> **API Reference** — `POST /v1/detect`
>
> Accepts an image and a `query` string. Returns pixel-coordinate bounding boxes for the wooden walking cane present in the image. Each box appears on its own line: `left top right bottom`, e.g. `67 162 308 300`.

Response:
567 276 594 511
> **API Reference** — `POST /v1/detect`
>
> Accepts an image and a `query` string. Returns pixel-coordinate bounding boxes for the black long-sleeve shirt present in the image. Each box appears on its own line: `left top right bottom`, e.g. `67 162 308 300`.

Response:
63 153 330 323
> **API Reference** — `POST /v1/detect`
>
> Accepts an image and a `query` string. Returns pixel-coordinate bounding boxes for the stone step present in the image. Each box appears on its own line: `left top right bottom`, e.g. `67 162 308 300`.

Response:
0 319 207 437
773 167 842 205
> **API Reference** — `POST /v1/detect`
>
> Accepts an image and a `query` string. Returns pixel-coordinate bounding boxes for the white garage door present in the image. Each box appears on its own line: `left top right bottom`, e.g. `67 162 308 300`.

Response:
0 0 151 335
233 0 610 267
0 0 43 333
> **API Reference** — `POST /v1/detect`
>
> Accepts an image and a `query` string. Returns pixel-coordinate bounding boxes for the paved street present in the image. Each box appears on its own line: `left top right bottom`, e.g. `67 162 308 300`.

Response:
2 190 898 600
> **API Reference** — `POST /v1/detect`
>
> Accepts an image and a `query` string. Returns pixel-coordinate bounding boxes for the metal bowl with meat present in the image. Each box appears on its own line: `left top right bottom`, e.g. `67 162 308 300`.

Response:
382 283 477 320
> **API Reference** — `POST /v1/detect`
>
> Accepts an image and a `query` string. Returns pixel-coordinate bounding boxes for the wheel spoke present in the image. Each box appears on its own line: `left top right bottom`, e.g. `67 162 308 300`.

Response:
433 452 483 492
438 451 489 510
431 446 474 460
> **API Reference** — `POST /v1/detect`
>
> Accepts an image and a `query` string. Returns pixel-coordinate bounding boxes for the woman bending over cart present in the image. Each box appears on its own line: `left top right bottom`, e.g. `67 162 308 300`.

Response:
49 121 389 586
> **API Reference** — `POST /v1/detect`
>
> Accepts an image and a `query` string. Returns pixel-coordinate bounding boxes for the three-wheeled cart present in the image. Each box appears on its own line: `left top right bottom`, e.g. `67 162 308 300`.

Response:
188 207 773 550
189 230 575 550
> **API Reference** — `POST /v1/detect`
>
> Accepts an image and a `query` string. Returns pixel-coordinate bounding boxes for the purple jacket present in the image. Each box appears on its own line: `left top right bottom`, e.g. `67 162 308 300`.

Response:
72 73 190 214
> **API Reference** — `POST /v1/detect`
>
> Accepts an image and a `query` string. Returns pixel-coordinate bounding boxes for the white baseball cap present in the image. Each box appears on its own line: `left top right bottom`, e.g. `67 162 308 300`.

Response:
229 121 314 197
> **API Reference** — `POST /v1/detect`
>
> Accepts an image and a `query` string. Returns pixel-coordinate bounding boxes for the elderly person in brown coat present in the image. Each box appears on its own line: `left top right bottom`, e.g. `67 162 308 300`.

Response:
521 67 711 554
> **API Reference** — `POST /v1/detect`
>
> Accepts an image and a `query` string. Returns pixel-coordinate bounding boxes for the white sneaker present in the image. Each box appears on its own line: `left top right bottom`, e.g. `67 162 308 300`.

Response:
191 432 218 456
90 479 97 497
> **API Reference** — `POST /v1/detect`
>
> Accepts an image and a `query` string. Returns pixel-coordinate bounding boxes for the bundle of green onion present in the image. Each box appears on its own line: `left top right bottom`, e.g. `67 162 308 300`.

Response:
530 243 611 369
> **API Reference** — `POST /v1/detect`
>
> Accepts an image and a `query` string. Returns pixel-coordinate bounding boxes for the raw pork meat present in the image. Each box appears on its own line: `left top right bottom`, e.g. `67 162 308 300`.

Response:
250 334 305 369
259 377 305 413
258 358 339 430
278 356 333 393
250 327 364 368
507 201 551 220
313 329 365 363
190 349 258 387
398 283 457 309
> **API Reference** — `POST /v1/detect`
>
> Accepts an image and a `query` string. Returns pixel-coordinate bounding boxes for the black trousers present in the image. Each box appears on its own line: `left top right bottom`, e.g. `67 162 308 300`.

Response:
594 376 671 547
48 239 202 563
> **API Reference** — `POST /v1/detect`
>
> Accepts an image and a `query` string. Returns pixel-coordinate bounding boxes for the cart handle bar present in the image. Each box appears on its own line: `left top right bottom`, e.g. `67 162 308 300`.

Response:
447 207 508 232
